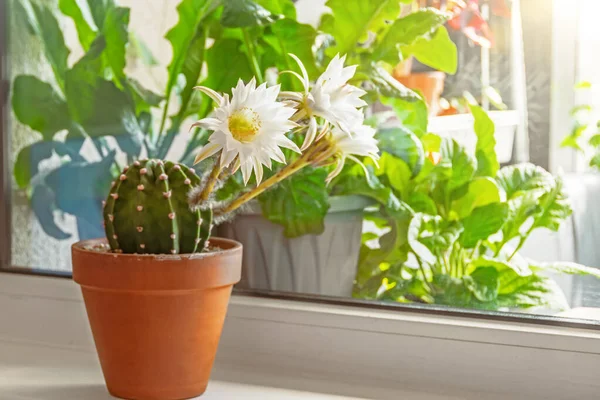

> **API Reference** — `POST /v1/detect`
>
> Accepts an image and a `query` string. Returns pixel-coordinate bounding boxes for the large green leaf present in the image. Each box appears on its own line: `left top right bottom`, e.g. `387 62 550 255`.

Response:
530 179 572 232
496 163 554 200
402 26 457 74
451 177 502 219
59 0 98 51
203 38 254 93
530 261 600 279
265 19 320 80
165 0 219 126
173 27 208 124
258 167 330 237
127 78 164 115
332 164 412 222
463 266 499 302
459 202 508 248
320 0 400 57
102 6 130 80
369 64 422 101
497 273 569 311
87 0 115 29
376 127 424 177
371 65 428 136
23 1 70 89
256 0 296 18
470 104 499 177
12 75 71 141
439 138 477 193
372 8 450 65
65 37 143 153
371 153 412 199
469 256 532 278
501 195 540 243
221 0 279 27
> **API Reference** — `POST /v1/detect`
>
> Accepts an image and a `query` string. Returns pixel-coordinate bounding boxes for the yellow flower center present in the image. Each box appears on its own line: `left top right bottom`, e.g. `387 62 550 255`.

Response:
228 107 261 143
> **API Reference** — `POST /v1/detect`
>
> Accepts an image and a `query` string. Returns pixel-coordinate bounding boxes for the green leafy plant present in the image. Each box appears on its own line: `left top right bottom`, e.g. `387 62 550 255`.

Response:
560 81 600 169
339 104 600 311
11 0 457 240
98 52 380 255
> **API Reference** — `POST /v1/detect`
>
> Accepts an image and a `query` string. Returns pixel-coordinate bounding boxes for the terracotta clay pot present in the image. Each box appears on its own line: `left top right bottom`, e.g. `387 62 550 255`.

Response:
72 237 242 400
394 71 446 117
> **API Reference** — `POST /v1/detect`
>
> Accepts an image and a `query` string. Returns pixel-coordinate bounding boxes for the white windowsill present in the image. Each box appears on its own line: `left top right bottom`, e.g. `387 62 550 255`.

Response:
0 341 356 400
2 272 600 399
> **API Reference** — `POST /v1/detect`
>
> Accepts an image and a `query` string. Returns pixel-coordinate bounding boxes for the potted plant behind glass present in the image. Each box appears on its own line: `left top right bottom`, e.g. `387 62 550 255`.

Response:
214 1 457 296
346 105 600 312
560 81 600 170
72 67 378 399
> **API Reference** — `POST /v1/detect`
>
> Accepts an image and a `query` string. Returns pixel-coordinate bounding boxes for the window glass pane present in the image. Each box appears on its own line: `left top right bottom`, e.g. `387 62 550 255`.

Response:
4 0 600 325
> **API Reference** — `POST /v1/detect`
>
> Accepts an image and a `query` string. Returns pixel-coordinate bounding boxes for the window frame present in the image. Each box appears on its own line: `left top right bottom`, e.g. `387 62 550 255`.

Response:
2 2 600 397
0 0 10 272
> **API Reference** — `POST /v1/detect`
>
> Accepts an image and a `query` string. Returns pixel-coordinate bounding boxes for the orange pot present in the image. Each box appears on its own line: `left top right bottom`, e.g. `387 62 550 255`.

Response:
394 71 446 117
72 238 242 400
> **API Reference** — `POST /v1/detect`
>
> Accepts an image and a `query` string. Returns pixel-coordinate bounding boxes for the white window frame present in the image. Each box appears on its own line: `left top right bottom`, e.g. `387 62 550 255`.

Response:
2 271 600 400
550 0 584 174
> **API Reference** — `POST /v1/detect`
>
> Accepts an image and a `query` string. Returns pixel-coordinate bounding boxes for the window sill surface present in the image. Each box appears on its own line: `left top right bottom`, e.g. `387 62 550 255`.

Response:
0 341 359 400
3 272 600 400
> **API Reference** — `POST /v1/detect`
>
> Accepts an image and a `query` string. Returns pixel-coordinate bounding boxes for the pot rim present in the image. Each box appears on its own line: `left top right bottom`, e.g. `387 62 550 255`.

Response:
72 237 243 291
235 194 374 215
72 237 242 260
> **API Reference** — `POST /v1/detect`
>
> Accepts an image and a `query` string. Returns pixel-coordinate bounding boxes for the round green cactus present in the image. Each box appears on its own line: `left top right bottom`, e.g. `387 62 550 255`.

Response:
103 159 212 254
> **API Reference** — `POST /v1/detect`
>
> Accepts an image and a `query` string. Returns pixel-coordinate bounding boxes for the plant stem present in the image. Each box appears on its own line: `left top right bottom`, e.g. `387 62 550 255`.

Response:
417 257 434 292
220 150 314 214
198 162 222 202
243 29 264 84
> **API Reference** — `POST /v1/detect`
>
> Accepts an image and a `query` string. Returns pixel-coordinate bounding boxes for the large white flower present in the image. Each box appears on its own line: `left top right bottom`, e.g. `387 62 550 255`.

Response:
326 124 379 184
192 78 300 185
283 54 367 150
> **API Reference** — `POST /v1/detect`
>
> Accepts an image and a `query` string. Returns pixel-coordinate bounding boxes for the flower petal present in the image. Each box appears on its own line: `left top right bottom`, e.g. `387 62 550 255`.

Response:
193 86 223 104
301 116 318 151
288 53 310 92
193 143 221 165
326 157 345 185
253 158 264 185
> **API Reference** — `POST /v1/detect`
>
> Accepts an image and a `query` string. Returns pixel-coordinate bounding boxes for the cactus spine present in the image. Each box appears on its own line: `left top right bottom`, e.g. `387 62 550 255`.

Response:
103 159 212 254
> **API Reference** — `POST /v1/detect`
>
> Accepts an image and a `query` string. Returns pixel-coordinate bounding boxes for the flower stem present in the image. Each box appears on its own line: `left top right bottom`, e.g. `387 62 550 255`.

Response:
198 162 222 203
221 151 313 214
242 29 264 84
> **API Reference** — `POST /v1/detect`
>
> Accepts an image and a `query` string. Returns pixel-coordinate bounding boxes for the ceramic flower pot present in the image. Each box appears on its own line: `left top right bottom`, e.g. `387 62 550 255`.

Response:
72 237 242 400
218 195 371 297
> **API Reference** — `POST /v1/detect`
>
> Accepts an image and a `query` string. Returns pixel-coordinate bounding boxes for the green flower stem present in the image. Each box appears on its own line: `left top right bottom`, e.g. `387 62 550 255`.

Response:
221 155 310 214
217 138 332 215
242 29 264 84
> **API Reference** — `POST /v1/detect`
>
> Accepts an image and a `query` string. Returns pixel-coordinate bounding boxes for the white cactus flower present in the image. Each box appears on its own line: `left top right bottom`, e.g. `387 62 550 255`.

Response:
326 124 379 184
283 54 367 150
192 78 300 185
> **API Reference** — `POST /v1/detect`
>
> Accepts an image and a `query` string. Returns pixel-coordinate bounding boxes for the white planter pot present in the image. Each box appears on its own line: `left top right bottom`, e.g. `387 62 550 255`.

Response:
217 196 372 296
428 110 519 163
